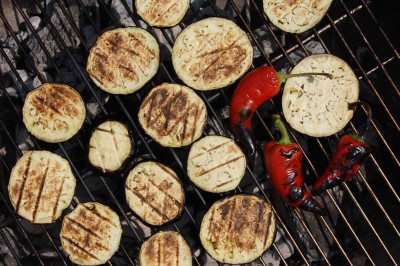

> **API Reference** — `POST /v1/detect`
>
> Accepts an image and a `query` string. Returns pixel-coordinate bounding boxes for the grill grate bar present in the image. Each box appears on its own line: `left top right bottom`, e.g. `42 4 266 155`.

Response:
0 223 23 266
359 0 400 60
269 4 364 64
7 0 68 85
54 0 90 51
0 182 45 266
365 56 396 77
0 12 45 85
338 0 399 97
324 14 400 134
342 184 397 264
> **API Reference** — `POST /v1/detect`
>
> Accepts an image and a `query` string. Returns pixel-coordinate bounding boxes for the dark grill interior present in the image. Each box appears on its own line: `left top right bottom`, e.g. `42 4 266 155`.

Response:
0 0 399 265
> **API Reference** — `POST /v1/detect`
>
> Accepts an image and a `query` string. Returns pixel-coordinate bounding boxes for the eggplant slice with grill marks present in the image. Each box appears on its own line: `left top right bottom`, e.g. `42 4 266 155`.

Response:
263 0 333 34
22 83 86 143
187 135 246 193
88 120 134 174
138 83 207 148
140 231 192 265
87 27 160 95
172 17 253 91
8 150 76 224
200 194 276 264
125 161 185 226
135 0 190 27
60 202 122 265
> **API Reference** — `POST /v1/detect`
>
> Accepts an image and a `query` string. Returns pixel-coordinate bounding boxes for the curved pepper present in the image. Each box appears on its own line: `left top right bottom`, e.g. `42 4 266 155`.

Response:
264 115 327 215
230 66 332 156
311 102 371 195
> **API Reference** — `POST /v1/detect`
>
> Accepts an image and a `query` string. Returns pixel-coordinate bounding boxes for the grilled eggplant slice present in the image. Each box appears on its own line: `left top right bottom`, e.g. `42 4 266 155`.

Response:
22 83 86 143
125 161 185 226
138 83 207 147
187 135 246 193
60 202 122 265
282 54 359 137
263 0 333 33
87 27 160 94
8 150 76 224
140 231 192 265
135 0 190 27
88 120 133 173
200 195 276 264
172 17 253 91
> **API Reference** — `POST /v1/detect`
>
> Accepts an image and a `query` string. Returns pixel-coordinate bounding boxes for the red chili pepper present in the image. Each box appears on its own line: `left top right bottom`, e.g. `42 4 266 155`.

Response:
311 102 371 195
264 114 327 215
230 66 332 156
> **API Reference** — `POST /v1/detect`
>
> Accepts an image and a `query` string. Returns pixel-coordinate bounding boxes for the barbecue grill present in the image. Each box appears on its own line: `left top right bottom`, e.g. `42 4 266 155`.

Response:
0 0 399 265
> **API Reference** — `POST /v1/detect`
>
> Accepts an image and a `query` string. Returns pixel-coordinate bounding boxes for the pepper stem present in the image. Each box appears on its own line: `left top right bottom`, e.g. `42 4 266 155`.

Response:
348 101 372 140
276 72 333 85
272 114 292 145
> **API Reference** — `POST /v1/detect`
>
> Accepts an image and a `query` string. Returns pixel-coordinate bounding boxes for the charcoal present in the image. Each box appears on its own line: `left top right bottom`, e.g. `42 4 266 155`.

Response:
0 46 16 76
252 25 280 58
82 24 98 47
15 124 35 154
32 71 53 88
29 16 41 31
25 1 81 71
111 0 135 27
0 227 30 260
123 212 151 240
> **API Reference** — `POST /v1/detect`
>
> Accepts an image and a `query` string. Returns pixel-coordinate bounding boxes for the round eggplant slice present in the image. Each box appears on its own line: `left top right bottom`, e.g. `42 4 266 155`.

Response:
140 231 192 265
200 194 276 264
263 0 333 34
60 202 122 265
22 83 86 143
88 120 133 173
87 27 160 94
282 54 359 137
187 135 246 193
8 150 76 224
138 83 207 148
135 0 190 27
125 161 185 226
172 17 253 91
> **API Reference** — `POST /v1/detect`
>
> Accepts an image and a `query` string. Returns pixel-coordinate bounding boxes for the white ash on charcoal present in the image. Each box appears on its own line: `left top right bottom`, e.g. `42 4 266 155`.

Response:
32 71 53 88
24 1 81 71
0 227 30 266
14 124 35 155
252 25 281 58
0 35 22 75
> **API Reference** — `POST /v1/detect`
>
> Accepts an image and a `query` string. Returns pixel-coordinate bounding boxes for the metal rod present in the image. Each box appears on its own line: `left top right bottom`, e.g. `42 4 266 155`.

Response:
0 228 23 266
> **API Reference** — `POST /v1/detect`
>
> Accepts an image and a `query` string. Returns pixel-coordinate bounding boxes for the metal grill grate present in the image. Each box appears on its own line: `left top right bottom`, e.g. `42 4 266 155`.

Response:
0 0 399 265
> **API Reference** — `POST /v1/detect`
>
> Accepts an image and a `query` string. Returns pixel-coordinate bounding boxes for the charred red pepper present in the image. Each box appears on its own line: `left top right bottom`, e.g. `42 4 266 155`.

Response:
264 114 327 215
311 102 371 195
230 66 332 156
